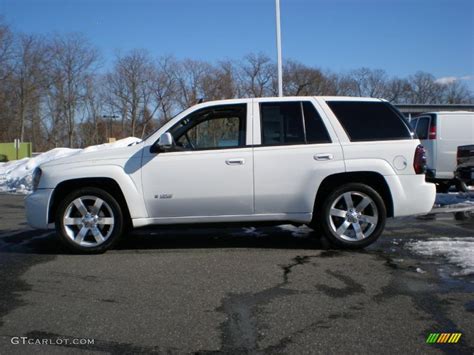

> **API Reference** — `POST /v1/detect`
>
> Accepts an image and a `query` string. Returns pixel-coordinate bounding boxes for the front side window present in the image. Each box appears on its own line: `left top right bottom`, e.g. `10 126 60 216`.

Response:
260 101 331 146
327 101 412 142
168 104 246 150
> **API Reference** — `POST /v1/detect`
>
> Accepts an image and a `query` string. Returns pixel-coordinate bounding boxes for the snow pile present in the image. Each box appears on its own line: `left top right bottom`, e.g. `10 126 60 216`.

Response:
0 137 141 194
406 237 474 276
81 137 141 153
0 149 81 193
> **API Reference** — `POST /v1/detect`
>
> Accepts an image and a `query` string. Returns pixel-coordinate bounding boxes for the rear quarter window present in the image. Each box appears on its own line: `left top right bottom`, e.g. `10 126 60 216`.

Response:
327 101 412 142
415 116 430 140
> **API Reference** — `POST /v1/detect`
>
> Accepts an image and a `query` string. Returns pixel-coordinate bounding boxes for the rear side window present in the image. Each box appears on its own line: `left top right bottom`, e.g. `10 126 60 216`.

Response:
261 102 305 145
327 101 412 142
415 116 430 140
260 102 331 145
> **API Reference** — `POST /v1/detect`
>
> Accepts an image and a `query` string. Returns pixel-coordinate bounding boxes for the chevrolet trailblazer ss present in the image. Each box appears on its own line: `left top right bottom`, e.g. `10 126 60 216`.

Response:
26 97 436 253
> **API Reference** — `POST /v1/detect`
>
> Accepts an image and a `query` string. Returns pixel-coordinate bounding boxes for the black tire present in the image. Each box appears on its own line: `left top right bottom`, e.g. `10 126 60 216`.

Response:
317 183 387 249
454 211 471 221
455 179 469 193
55 187 125 254
436 182 451 193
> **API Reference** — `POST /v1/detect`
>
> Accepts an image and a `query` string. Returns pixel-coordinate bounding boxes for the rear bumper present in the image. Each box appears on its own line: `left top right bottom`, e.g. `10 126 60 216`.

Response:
385 175 436 217
25 189 54 229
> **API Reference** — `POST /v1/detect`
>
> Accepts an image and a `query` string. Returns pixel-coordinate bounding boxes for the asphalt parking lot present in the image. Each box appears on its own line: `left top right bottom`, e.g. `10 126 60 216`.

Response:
0 193 473 354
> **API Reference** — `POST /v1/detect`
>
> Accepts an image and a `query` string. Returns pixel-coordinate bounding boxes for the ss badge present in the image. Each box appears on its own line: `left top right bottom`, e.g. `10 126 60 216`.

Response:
155 194 173 199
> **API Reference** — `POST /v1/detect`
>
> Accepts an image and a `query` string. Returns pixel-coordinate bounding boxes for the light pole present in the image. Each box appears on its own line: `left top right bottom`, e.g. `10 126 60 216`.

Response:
102 115 119 142
275 0 283 97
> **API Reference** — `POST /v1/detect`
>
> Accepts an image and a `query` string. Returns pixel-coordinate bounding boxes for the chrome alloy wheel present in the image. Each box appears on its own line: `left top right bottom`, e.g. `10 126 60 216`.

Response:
328 191 379 242
63 195 115 247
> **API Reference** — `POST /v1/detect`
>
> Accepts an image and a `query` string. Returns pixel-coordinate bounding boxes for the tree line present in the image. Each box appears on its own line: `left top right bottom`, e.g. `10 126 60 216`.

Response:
0 21 472 151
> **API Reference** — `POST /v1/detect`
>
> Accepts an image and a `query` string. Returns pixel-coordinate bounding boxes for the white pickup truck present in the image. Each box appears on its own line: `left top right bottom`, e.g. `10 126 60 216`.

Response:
26 97 436 253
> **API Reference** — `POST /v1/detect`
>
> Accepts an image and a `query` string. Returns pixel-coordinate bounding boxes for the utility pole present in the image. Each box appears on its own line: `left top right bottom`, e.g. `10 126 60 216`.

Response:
275 0 283 97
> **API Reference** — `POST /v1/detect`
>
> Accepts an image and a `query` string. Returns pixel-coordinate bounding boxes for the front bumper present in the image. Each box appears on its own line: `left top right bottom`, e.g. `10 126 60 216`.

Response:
385 175 436 217
25 189 54 229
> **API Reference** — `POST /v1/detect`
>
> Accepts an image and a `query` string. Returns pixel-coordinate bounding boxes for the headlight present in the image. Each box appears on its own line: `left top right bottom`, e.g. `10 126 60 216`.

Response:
32 167 42 191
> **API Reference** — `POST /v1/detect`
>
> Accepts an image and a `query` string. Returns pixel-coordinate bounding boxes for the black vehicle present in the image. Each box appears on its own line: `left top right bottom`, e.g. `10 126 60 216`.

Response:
455 144 474 192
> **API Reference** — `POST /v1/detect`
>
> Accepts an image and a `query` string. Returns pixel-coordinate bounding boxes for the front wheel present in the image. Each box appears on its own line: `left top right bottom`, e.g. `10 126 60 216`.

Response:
319 183 387 249
55 187 125 253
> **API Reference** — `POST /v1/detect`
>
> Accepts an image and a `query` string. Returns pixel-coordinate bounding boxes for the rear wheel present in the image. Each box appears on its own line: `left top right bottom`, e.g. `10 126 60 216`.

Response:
455 211 472 221
55 187 124 253
318 183 387 249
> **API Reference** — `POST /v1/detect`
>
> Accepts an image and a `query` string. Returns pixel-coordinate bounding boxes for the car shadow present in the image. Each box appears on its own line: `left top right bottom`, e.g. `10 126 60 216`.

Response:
0 226 331 255
118 226 329 251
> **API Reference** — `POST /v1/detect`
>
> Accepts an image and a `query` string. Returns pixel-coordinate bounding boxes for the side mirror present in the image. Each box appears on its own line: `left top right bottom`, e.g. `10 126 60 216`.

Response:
151 132 174 153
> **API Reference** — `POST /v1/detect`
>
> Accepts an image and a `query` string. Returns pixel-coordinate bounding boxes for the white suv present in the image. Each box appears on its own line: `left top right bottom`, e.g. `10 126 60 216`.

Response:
26 97 436 253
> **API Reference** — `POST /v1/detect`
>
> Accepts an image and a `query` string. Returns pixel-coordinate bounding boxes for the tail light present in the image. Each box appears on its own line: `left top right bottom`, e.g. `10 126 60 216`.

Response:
428 119 436 139
414 145 427 174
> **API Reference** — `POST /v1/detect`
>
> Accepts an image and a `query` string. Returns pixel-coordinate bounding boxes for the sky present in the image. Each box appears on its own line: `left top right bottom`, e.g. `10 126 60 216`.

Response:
1 0 473 89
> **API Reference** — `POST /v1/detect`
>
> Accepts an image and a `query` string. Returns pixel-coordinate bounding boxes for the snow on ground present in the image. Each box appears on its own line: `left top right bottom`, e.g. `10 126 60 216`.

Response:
240 227 268 238
278 224 314 238
435 192 474 207
0 137 141 194
406 237 474 276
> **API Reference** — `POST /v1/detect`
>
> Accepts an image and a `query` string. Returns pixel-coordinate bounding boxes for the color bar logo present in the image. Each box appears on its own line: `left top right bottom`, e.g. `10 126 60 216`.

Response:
426 333 462 344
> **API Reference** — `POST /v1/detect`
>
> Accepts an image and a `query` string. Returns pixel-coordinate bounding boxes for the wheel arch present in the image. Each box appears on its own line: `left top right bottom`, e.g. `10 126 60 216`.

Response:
48 177 132 225
314 171 394 218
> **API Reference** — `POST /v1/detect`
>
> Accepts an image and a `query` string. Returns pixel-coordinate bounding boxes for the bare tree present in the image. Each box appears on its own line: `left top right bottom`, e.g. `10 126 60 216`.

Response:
384 78 412 103
0 21 14 142
442 80 473 104
346 68 389 98
407 71 444 104
283 60 337 96
104 49 155 137
0 20 13 81
237 53 274 97
11 34 49 142
200 60 237 101
2 18 474 152
81 75 105 146
149 56 178 124
172 59 213 109
48 34 99 147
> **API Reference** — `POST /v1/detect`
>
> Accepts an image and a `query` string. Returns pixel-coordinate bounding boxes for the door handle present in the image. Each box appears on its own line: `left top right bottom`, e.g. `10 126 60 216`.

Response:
226 158 245 166
314 153 333 161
